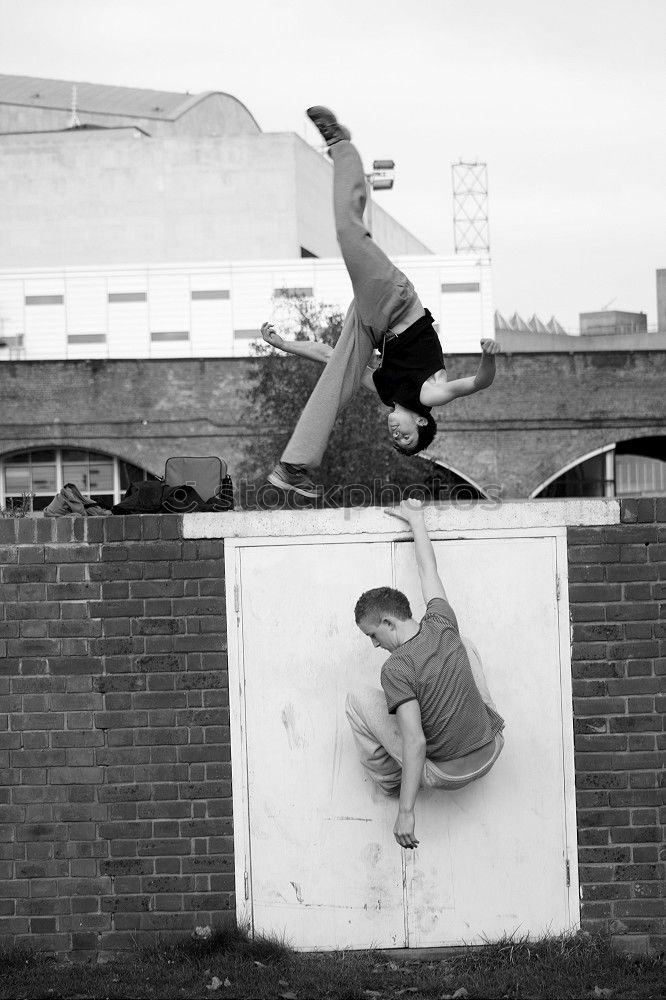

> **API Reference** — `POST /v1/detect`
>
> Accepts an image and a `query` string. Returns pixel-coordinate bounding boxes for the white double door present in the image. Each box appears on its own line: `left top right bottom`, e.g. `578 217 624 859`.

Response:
228 531 579 950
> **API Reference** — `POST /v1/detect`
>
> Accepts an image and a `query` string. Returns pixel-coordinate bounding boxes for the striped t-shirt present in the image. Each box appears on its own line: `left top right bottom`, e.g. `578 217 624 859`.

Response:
380 597 504 763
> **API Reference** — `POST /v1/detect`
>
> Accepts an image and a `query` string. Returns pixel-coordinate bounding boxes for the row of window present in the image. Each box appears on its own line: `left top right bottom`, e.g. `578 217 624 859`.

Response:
1 449 156 511
19 283 479 307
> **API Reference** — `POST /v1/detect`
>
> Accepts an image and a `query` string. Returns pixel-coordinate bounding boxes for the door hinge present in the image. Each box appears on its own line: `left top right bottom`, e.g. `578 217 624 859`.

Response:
234 584 240 614
565 859 571 886
244 870 249 900
556 576 561 602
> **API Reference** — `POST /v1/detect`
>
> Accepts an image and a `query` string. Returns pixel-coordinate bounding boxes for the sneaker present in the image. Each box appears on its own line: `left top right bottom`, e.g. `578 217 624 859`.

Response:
306 106 351 146
267 462 323 499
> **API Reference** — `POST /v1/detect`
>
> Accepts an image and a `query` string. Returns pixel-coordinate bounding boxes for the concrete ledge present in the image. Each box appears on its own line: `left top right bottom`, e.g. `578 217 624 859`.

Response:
184 498 621 539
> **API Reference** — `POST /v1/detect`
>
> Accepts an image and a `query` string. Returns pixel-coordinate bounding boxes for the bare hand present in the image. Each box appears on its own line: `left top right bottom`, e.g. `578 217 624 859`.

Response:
384 498 426 525
261 322 284 349
366 351 382 372
394 809 419 849
480 338 500 355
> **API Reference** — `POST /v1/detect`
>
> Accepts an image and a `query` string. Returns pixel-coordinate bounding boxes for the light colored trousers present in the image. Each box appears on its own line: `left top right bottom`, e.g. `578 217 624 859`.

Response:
282 140 423 469
345 637 504 795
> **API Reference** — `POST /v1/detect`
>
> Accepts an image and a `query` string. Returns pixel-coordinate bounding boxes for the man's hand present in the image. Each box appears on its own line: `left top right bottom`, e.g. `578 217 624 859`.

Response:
385 499 447 603
367 350 382 372
394 808 419 850
384 498 426 529
261 322 284 349
480 338 501 355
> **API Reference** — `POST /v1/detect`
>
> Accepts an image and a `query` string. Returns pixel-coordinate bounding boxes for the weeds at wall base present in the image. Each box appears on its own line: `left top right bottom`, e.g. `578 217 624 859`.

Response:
0 930 663 1000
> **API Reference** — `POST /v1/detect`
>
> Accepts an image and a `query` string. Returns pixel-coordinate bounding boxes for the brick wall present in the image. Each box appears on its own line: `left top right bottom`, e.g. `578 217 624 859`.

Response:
1 502 664 957
0 514 231 956
568 498 666 956
2 353 666 500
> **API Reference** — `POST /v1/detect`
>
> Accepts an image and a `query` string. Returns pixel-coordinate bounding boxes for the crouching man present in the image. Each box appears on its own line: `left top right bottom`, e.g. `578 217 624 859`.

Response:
347 499 505 849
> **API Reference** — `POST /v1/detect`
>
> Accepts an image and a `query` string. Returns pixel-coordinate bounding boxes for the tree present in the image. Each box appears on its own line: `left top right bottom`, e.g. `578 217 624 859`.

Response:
237 294 480 509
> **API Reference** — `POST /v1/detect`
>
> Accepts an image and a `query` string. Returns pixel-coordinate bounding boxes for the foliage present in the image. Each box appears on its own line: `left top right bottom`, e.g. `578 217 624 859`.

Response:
1 930 663 999
237 295 472 508
0 491 34 517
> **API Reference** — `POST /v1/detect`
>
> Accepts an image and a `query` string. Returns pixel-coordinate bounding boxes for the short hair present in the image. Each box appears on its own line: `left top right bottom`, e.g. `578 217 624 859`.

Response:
393 413 437 456
354 587 412 625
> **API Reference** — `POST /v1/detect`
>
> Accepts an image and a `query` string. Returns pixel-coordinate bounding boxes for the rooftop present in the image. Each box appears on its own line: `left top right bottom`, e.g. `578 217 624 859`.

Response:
0 73 258 125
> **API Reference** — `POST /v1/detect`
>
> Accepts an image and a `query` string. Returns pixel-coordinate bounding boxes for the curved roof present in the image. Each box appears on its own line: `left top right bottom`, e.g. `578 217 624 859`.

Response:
0 74 261 129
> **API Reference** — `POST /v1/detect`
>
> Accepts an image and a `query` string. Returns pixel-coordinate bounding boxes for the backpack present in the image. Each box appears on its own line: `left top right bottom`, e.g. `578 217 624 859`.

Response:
163 456 234 510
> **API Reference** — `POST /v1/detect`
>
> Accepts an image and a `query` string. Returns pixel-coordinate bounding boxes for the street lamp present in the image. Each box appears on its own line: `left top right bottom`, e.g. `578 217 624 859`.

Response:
364 159 395 235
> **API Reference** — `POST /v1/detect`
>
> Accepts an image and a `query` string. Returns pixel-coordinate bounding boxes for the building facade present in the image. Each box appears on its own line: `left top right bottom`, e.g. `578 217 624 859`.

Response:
0 74 430 270
0 256 492 362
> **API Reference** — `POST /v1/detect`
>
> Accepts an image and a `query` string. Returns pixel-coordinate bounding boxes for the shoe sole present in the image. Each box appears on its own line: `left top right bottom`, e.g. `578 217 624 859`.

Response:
306 106 350 144
267 471 322 499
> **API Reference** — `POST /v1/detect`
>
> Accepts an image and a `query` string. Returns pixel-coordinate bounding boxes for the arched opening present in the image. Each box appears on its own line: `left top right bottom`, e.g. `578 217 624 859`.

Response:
410 452 489 501
532 436 666 498
0 447 159 512
419 459 488 502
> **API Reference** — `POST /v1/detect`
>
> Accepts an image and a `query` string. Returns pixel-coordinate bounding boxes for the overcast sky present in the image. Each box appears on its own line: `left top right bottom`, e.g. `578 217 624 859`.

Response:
2 0 664 329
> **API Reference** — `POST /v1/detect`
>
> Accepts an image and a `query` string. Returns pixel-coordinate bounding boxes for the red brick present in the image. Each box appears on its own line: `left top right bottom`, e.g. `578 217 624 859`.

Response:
573 624 623 642
89 600 144 618
612 751 662 769
614 864 664 881
570 565 607 584
569 544 620 564
609 716 661 733
606 603 658 622
6 601 59 620
44 544 100 563
132 619 185 636
570 583 622 603
607 564 658 582
47 583 101 601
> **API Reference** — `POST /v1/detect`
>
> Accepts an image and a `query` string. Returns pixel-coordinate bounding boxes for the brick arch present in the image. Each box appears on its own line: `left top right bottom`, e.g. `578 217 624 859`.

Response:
529 433 666 498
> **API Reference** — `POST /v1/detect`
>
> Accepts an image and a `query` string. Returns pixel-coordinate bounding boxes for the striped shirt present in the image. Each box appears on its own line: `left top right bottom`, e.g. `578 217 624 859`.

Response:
380 597 504 763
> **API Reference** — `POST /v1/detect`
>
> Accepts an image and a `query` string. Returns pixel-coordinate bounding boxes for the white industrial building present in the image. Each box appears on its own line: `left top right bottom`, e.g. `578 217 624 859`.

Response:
0 255 493 361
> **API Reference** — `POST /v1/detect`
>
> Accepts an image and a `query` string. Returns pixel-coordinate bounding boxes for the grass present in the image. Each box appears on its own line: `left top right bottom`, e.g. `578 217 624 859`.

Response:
0 927 663 1000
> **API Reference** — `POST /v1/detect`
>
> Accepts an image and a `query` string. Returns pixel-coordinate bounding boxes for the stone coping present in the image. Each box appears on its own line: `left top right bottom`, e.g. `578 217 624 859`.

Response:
184 498 621 539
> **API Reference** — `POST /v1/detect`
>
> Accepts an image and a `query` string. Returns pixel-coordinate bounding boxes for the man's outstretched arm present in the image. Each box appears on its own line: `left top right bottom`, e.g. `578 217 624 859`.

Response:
261 322 332 365
394 699 426 849
385 499 447 604
420 339 500 408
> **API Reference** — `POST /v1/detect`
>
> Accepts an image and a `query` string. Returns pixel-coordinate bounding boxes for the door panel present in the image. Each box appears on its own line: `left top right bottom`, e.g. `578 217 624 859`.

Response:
239 542 406 949
394 537 573 944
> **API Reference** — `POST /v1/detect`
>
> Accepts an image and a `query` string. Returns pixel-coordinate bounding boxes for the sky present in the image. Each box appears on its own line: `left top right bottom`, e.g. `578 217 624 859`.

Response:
1 0 665 330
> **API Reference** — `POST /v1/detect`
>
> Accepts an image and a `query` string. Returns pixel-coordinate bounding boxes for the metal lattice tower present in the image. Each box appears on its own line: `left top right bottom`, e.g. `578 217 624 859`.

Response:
452 161 490 254
69 85 81 128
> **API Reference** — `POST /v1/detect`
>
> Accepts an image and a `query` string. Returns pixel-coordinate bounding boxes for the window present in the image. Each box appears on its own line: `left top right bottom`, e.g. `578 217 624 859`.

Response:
150 331 189 342
25 294 64 305
108 292 147 303
191 290 230 300
0 448 158 512
274 287 314 299
441 283 480 293
534 437 666 498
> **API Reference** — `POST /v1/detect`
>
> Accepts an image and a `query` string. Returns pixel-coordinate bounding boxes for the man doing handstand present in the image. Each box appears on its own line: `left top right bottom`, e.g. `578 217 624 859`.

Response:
263 106 500 499
347 500 505 849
